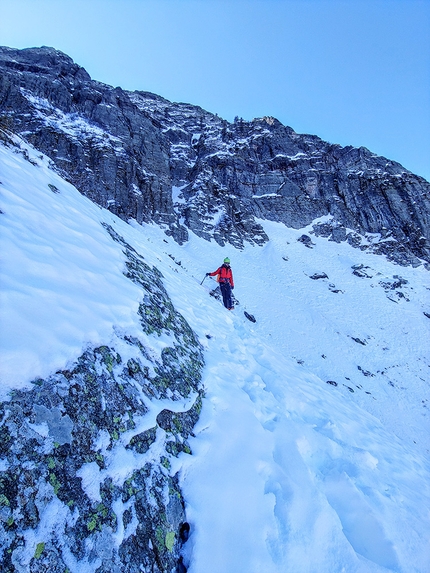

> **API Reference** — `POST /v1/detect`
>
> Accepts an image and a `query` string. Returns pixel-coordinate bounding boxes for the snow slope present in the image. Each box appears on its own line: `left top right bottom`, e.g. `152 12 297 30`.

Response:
1 137 429 572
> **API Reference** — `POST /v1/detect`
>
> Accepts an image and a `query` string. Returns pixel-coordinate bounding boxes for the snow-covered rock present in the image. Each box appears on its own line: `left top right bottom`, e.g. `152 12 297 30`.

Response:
0 138 203 572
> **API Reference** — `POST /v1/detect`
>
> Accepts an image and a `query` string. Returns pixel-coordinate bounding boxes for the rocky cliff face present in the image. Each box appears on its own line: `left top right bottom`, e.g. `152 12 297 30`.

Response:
1 45 429 265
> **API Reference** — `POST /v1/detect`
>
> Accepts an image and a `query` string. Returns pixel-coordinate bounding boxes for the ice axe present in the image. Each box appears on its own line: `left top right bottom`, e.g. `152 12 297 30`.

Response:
200 274 208 285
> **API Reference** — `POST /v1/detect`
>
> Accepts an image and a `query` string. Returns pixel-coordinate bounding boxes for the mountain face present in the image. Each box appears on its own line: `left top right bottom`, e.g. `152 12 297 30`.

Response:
1 77 430 573
0 46 429 266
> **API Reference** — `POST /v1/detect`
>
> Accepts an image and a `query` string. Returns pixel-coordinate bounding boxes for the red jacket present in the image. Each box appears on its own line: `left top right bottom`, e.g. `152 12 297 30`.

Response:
209 264 234 287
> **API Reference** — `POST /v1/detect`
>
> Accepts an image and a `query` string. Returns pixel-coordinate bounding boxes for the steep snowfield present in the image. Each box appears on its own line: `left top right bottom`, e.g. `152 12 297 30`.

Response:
1 138 429 572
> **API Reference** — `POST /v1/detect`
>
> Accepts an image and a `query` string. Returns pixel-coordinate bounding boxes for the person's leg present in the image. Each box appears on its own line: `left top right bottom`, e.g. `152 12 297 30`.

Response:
221 282 233 309
220 283 227 307
226 283 233 309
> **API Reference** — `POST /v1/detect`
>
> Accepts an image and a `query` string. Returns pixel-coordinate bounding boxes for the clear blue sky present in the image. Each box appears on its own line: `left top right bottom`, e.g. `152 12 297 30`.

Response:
1 0 429 181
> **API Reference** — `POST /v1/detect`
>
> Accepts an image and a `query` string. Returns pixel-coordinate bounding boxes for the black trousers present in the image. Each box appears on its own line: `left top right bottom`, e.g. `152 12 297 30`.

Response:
220 282 233 309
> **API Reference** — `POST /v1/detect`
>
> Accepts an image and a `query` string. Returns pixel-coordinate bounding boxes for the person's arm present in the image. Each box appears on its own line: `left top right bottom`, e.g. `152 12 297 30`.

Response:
207 267 221 277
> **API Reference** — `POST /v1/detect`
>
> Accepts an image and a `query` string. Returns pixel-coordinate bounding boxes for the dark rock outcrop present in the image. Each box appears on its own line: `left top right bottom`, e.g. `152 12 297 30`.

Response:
1 45 429 264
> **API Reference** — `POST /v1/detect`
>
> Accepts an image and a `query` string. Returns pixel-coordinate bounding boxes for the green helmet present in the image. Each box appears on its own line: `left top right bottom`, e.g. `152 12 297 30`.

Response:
224 257 230 263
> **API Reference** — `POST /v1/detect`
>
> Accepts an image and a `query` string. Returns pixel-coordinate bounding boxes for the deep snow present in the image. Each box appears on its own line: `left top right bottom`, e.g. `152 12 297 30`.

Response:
1 137 429 572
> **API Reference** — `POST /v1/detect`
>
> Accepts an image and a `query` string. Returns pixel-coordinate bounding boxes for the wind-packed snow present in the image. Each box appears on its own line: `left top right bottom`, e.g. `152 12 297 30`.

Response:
1 137 429 572
0 140 143 395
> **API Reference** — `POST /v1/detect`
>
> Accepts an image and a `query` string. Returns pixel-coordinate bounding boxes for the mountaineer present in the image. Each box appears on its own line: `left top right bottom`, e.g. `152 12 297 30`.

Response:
206 258 235 310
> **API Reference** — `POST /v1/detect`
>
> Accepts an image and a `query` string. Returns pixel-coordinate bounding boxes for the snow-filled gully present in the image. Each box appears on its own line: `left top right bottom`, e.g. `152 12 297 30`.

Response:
178 310 429 573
